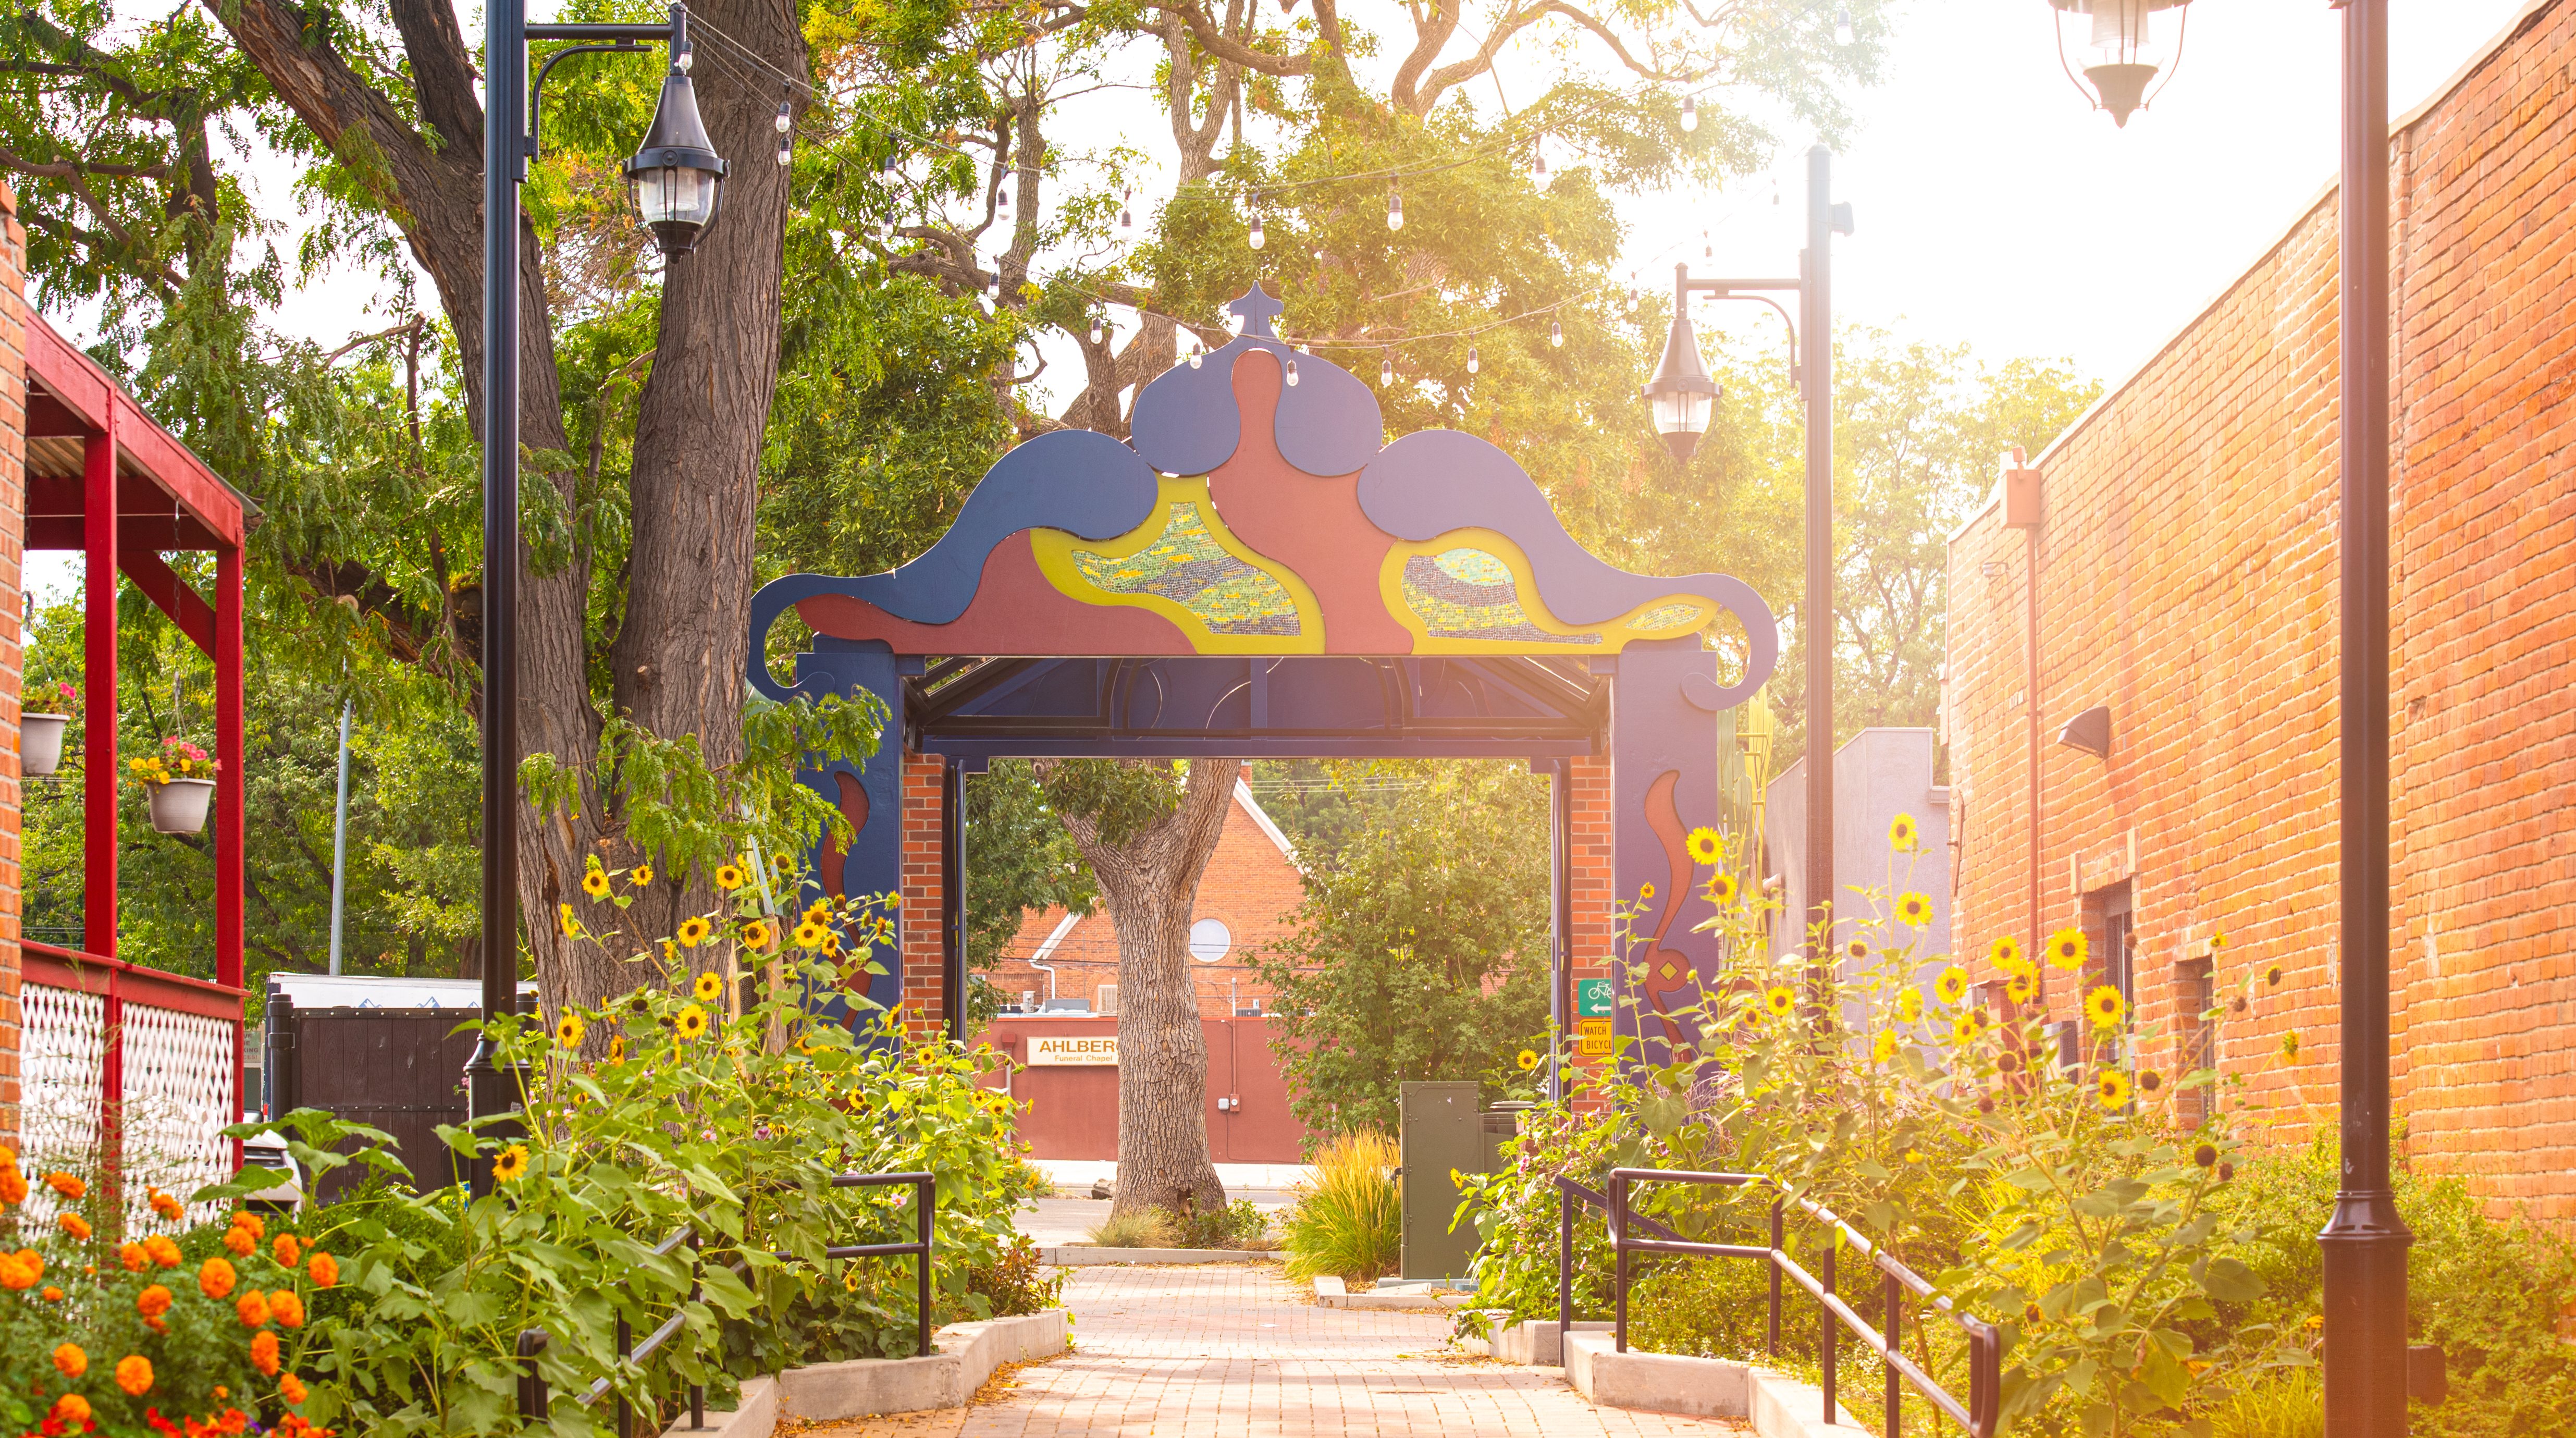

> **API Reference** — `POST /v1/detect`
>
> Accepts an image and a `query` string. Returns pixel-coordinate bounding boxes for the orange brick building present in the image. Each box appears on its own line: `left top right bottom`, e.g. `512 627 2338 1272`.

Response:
0 185 26 1147
1944 0 2576 1217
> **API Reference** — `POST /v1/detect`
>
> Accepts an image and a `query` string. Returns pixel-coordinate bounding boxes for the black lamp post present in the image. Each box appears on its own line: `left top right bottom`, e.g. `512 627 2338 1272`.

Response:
2044 1 2408 1429
1644 144 1850 1015
464 0 729 1196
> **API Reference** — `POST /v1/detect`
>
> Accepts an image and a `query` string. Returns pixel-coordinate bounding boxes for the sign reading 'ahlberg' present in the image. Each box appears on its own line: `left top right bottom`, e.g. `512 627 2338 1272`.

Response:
1027 1034 1119 1066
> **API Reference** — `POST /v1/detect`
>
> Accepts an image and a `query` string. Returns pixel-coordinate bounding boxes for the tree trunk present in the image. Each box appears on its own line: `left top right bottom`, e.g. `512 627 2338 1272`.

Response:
1055 759 1239 1221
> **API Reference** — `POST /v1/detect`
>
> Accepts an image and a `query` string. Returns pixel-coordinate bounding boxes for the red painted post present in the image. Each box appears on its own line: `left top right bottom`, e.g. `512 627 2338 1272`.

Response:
82 411 118 1153
217 544 245 1157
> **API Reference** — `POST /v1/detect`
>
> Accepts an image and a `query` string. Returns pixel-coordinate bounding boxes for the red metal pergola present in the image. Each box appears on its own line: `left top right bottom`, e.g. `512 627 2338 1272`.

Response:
20 310 249 1163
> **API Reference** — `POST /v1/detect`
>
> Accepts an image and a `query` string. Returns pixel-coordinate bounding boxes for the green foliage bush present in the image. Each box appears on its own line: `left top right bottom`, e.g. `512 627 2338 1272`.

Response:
1281 1132 1403 1284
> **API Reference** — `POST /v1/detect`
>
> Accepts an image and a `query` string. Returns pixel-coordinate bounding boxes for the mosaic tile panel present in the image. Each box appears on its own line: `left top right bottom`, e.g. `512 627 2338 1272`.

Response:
1629 601 1708 634
1401 548 1601 645
1072 503 1302 636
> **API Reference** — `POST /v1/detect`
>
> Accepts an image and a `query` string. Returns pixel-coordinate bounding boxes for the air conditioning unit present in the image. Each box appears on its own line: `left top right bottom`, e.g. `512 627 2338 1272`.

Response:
1098 984 1119 1015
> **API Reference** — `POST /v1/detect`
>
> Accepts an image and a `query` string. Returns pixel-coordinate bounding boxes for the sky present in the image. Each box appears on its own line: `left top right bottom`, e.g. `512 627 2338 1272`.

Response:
29 0 2541 601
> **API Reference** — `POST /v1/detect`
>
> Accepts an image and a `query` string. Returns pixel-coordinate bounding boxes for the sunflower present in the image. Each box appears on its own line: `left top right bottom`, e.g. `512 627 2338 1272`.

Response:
714 862 749 892
1895 987 1923 1024
492 1145 531 1183
1706 872 1740 904
2192 1143 2220 1169
1933 966 1968 1004
1889 813 1918 852
1685 827 1724 866
607 1036 628 1064
554 1014 586 1051
742 918 777 950
1896 892 1932 927
1952 1010 1988 1043
2264 964 2285 987
693 970 724 1002
2085 986 2127 1028
2047 928 2088 972
1871 1030 1898 1065
1990 935 2023 969
1762 986 1797 1019
674 1004 710 1042
2095 1070 2131 1111
558 904 582 940
631 864 655 887
2280 1030 2301 1062
582 866 611 899
1639 882 1655 900
676 916 713 948
771 851 797 876
1515 1049 1540 1072
2138 1070 2163 1093
1847 938 1870 961
804 898 833 922
2005 971 2037 1005
794 920 829 950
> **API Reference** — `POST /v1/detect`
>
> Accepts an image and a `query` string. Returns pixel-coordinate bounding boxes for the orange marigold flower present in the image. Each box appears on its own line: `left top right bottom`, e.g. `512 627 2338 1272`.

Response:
0 1250 42 1290
51 1394 92 1427
230 1212 266 1240
58 1212 92 1240
279 1374 308 1406
0 1165 26 1205
273 1234 301 1268
200 1256 238 1299
223 1225 256 1257
269 1288 306 1328
149 1187 184 1221
54 1343 88 1378
115 1354 154 1396
237 1289 272 1327
41 1284 64 1301
45 1171 85 1200
144 1234 183 1268
250 1330 281 1376
120 1242 150 1272
307 1251 338 1288
137 1284 175 1319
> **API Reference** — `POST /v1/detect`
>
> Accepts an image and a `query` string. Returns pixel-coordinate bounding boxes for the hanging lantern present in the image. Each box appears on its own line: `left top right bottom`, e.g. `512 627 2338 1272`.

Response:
1642 292 1721 462
2049 0 2190 128
625 46 730 257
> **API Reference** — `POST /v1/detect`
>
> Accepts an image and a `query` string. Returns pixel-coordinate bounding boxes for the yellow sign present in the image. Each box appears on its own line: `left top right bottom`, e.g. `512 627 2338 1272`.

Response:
1027 1034 1119 1066
1578 1018 1612 1038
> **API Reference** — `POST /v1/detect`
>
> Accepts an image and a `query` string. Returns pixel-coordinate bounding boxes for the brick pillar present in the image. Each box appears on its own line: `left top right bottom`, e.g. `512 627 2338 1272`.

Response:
0 183 25 1146
1564 754 1614 1102
897 751 946 1042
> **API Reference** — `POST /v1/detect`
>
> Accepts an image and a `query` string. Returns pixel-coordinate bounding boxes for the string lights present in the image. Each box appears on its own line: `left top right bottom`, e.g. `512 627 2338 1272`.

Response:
1387 185 1403 231
775 101 793 165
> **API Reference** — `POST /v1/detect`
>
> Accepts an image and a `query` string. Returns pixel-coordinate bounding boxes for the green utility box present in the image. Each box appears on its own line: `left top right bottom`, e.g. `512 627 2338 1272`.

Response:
1399 1081 1485 1280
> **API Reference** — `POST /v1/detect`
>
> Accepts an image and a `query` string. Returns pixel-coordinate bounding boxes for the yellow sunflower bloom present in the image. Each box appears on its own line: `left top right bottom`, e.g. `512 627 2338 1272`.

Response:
1685 827 1724 866
2086 986 2127 1028
674 1004 710 1042
1889 813 1918 852
2005 971 2037 1005
558 904 583 940
1707 873 1740 904
2096 1070 2132 1112
742 918 777 950
1952 1010 1986 1043
1990 935 2023 969
1933 966 1968 1005
1871 1030 1897 1065
676 916 712 948
804 898 833 922
492 1145 531 1183
2048 928 2088 972
693 970 724 1002
715 862 750 892
771 851 796 876
1847 938 1870 961
1639 882 1655 900
1762 986 1797 1019
1896 988 1924 1024
554 1014 586 1051
631 864 655 887
1515 1049 1539 1072
581 868 611 899
794 920 829 950
607 1036 627 1064
1896 892 1932 927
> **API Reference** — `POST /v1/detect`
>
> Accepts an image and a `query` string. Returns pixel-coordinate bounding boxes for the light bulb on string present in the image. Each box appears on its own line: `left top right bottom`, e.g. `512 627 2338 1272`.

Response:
1531 142 1547 179
1466 346 1480 375
1285 357 1300 387
1249 207 1265 251
1189 337 1204 369
1835 7 1855 46
1703 229 1712 259
1089 314 1105 345
1380 357 1394 386
1120 190 1135 229
1679 94 1697 133
774 102 793 166
1549 320 1563 349
1387 186 1403 231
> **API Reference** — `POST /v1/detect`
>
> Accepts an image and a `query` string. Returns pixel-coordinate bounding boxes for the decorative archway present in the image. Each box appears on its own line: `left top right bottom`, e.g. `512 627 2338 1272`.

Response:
748 287 1779 1071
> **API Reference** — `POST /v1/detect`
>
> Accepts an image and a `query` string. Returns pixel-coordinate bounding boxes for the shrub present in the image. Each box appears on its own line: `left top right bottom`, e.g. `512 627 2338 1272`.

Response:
967 1235 1066 1318
1280 1132 1401 1284
1089 1208 1180 1249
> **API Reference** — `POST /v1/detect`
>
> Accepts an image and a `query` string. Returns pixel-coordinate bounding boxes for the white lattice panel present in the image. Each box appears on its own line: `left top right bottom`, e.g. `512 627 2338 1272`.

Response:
18 981 106 1226
119 1002 240 1228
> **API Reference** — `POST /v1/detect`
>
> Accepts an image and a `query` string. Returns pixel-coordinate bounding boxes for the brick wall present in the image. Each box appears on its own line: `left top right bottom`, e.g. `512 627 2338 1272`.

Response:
1946 0 2576 1218
0 182 23 1147
897 751 946 1041
1564 754 1614 1094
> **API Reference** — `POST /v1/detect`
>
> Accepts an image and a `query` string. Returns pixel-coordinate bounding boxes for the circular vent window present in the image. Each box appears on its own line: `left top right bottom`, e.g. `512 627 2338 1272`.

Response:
1189 918 1233 963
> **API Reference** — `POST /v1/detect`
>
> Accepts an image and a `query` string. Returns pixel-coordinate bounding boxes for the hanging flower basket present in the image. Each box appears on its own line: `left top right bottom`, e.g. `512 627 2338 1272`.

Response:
128 736 221 835
21 713 69 777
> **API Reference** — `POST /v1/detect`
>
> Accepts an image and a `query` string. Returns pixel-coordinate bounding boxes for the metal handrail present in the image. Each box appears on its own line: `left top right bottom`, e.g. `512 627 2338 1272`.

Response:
516 1170 937 1431
1554 1168 2001 1438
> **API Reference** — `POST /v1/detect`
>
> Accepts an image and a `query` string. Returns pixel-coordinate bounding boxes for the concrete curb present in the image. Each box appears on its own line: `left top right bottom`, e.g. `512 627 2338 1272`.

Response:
1311 1276 1472 1310
1562 1333 1872 1437
1490 1318 1613 1366
658 1310 1066 1431
1043 1245 1282 1265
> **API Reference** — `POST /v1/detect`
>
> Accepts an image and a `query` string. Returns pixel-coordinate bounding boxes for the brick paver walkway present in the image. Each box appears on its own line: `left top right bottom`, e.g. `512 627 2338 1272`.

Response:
786 1265 1744 1436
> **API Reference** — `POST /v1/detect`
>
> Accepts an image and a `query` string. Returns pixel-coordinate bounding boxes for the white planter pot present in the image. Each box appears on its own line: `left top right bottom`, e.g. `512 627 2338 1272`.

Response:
148 777 216 835
21 714 68 777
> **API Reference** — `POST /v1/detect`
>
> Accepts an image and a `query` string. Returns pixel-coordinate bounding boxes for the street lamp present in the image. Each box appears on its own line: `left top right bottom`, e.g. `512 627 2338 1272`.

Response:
1640 145 1848 1042
2048 0 2190 128
467 0 730 1196
2039 2 2405 1432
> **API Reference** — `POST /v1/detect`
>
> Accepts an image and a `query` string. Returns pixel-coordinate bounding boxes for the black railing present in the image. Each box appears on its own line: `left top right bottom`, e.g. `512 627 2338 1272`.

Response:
516 1171 936 1433
1555 1168 2000 1438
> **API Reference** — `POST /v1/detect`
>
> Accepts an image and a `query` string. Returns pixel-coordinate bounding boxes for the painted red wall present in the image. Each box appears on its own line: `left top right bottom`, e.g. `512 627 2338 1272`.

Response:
977 1014 1311 1164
